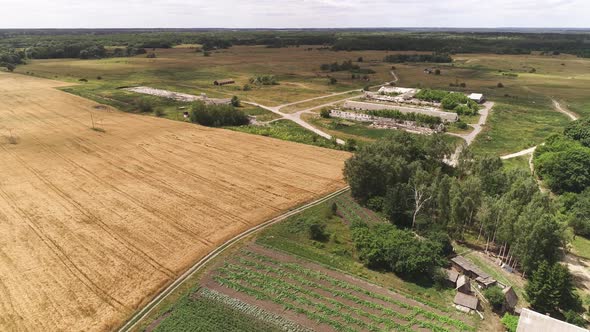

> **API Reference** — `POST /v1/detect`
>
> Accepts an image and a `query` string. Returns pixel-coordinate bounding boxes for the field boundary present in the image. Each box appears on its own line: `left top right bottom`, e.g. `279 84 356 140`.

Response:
117 186 351 332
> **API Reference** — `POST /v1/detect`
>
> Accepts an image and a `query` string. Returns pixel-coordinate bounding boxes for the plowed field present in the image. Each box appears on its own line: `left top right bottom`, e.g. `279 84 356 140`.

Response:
0 73 349 331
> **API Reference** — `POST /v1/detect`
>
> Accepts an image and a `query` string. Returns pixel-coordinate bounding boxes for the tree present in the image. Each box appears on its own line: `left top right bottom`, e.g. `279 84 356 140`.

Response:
484 286 505 311
497 82 504 88
329 77 338 85
357 56 364 62
526 262 581 315
567 189 590 236
564 118 590 147
320 108 331 118
434 69 441 75
5 63 15 72
410 167 434 228
231 96 240 107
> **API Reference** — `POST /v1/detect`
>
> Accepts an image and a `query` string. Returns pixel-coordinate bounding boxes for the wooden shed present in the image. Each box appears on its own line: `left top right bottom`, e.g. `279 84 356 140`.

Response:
456 275 471 294
454 292 479 312
503 286 518 311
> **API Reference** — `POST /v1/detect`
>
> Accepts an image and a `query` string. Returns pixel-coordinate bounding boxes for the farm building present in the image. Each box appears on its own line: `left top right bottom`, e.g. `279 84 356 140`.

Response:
453 292 479 312
517 308 588 332
468 93 485 104
445 269 459 285
456 275 471 294
213 79 235 86
343 100 458 122
378 86 417 95
503 286 519 311
450 256 497 288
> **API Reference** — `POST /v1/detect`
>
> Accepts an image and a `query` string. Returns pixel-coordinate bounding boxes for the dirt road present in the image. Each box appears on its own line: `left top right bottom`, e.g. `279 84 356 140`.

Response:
448 101 494 165
0 72 349 332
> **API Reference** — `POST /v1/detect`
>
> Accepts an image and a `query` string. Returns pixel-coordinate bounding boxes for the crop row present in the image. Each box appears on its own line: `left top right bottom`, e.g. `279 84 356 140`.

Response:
199 287 313 332
334 195 384 224
242 250 475 332
217 263 413 332
234 257 451 332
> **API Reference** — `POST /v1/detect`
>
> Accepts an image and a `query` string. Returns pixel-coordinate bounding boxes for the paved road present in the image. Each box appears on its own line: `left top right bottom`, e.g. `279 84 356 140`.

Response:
118 186 351 332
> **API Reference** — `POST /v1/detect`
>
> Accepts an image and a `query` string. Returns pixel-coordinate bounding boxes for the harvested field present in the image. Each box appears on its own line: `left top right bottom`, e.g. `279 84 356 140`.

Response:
0 72 349 332
199 244 476 332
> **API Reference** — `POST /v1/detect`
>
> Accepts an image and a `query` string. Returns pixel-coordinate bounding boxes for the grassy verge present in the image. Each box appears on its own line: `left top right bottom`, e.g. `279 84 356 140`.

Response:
572 236 590 261
228 120 343 150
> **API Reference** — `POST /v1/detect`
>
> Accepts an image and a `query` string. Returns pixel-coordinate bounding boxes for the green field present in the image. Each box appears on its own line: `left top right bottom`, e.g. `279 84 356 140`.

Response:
140 191 487 332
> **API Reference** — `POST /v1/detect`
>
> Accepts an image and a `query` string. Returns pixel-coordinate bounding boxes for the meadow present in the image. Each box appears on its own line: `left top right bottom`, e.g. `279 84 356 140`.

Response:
15 46 590 159
0 72 350 332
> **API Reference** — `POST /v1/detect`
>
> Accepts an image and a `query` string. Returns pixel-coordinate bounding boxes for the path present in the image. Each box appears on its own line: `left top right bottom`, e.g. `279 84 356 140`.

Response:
117 187 351 332
500 99 578 162
447 101 494 165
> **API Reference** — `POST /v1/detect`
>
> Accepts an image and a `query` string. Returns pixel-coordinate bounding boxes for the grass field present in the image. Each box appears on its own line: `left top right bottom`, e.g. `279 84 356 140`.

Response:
0 72 350 332
15 47 590 156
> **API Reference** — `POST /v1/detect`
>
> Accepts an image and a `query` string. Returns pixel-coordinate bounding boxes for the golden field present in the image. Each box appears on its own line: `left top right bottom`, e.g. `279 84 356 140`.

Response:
0 72 349 331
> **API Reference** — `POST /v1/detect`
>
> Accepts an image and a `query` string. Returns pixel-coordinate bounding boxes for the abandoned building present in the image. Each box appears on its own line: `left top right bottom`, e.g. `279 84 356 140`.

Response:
213 79 235 86
453 292 479 312
468 93 485 104
451 256 497 289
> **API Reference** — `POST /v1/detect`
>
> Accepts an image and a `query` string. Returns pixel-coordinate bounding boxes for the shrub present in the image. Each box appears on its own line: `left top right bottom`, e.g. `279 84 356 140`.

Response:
231 96 240 107
484 286 505 310
497 82 504 88
189 101 249 127
434 69 441 75
329 77 338 85
307 217 328 241
456 121 469 130
344 138 358 152
320 108 331 118
79 78 88 82
242 84 252 91
249 75 279 85
136 98 153 113
414 89 450 102
564 310 587 327
501 313 518 332
96 76 102 80
153 108 164 117
146 53 157 58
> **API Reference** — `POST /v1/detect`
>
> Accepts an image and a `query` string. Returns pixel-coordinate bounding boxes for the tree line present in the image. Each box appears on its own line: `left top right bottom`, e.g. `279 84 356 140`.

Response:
384 53 452 63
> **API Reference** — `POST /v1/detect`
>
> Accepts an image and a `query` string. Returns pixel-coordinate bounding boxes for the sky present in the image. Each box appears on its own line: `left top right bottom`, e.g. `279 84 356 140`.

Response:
2 0 589 29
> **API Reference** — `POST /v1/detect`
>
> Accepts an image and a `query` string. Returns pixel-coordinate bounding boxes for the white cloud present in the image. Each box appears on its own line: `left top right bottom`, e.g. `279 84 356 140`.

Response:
2 0 588 28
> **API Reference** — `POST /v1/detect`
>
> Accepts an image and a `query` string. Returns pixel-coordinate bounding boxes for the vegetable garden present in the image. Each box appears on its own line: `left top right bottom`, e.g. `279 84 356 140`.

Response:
203 245 476 332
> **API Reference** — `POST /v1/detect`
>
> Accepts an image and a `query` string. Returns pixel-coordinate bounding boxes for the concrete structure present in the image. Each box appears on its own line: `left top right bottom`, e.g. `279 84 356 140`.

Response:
453 292 479 312
468 93 485 104
329 110 443 134
517 308 588 332
378 86 417 96
343 100 458 122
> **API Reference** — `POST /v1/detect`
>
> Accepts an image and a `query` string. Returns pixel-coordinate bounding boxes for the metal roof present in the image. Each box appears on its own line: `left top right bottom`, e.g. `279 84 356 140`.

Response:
517 308 588 332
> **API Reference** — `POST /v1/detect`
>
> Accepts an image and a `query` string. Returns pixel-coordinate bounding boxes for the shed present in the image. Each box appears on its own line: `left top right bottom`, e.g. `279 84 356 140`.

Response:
214 79 235 86
446 269 459 284
475 276 497 288
451 256 496 288
503 286 518 310
468 93 485 104
517 308 587 332
456 275 471 294
454 292 479 311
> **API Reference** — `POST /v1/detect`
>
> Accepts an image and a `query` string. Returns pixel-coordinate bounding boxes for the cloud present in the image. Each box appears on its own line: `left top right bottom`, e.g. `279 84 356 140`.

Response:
2 0 589 28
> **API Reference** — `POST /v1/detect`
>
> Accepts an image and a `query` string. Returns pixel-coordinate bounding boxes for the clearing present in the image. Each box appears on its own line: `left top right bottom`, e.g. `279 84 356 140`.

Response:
0 72 349 332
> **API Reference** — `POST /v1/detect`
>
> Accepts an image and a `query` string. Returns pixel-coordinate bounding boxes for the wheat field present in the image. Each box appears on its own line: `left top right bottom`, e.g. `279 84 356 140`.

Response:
0 72 349 331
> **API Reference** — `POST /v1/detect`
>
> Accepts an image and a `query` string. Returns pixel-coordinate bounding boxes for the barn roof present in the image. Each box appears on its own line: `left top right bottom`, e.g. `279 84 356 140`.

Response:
517 308 588 332
456 275 470 291
451 256 493 280
503 286 518 308
446 269 459 283
454 292 479 310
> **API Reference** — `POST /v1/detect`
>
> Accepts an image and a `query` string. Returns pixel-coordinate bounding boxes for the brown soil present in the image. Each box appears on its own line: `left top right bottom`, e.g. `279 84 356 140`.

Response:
0 72 350 332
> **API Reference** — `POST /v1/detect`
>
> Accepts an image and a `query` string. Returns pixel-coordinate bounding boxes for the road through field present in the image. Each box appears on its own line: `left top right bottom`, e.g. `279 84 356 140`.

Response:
0 72 350 332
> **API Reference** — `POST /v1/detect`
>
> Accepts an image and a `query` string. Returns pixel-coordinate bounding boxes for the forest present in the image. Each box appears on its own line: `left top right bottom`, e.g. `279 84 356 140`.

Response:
2 29 590 71
344 131 587 324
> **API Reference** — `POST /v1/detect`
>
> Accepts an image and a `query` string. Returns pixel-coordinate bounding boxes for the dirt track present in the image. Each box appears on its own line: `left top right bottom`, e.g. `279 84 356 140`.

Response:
0 72 349 332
